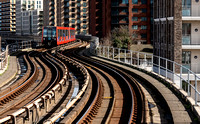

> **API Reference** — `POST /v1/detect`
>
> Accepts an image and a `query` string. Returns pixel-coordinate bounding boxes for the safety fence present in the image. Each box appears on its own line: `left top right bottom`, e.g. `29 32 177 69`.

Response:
0 41 32 70
94 45 200 105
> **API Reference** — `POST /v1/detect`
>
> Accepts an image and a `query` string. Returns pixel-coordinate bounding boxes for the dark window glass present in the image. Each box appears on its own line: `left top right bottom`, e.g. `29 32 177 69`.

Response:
52 27 56 37
43 28 47 37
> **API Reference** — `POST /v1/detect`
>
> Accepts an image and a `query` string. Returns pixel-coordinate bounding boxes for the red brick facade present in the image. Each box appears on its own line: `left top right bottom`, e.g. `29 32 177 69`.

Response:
89 0 152 44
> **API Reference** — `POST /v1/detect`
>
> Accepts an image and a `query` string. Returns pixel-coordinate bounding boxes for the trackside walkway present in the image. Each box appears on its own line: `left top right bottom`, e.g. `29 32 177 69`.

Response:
90 55 193 123
0 56 18 87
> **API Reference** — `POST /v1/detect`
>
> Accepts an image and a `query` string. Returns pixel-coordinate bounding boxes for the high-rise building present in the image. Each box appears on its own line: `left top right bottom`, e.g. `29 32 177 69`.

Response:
49 0 89 34
90 0 152 43
43 0 49 27
16 0 43 35
0 0 16 35
153 0 200 74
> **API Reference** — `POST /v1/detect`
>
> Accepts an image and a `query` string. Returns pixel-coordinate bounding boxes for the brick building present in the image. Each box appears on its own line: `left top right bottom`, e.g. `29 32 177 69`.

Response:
90 0 152 44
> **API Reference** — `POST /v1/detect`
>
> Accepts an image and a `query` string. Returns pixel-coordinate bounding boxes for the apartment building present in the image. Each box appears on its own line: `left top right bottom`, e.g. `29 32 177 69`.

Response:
153 0 200 74
49 0 89 34
0 0 16 35
16 0 43 35
90 0 152 43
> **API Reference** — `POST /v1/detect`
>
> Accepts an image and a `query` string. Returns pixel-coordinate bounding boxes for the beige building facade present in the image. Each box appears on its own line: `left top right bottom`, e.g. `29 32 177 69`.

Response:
0 0 16 35
49 0 89 34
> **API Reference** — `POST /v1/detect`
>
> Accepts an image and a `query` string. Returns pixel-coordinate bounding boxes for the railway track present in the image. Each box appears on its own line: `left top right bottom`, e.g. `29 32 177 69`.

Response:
70 47 147 123
0 41 193 123
42 44 147 124
0 42 90 123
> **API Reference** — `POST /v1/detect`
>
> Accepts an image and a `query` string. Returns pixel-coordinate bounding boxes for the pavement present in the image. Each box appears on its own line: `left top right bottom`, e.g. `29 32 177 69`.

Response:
0 56 18 88
90 55 193 123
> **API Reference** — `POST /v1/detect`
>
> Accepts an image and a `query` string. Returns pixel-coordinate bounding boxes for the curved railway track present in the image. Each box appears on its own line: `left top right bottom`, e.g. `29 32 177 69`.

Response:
43 44 146 124
0 42 89 123
0 50 63 123
70 47 146 123
0 41 191 123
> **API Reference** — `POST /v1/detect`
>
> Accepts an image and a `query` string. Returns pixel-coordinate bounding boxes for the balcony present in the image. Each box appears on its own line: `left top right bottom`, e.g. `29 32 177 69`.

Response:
182 34 200 49
182 5 200 21
182 7 190 16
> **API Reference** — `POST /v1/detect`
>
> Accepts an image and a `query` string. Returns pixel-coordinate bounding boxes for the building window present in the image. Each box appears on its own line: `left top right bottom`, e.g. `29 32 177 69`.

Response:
141 25 147 30
141 33 147 38
141 17 147 21
82 8 87 12
132 17 138 21
141 0 147 4
122 17 128 21
132 8 138 13
182 0 191 16
142 9 147 13
182 51 191 72
122 0 129 4
182 23 191 44
132 0 138 4
122 8 128 13
132 25 138 29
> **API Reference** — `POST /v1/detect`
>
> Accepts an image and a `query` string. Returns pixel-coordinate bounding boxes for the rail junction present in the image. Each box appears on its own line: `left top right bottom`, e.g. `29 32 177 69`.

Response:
0 41 199 123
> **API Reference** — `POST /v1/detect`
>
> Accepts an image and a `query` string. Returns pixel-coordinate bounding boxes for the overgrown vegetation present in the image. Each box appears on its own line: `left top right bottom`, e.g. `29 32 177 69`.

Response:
101 25 138 49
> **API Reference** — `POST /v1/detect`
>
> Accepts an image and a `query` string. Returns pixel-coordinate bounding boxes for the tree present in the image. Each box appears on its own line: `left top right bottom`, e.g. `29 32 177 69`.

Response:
102 25 138 49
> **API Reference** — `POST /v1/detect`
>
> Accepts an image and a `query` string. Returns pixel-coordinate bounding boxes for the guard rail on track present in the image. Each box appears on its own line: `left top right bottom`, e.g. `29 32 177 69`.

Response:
0 52 68 123
93 45 200 119
44 52 90 124
0 41 32 71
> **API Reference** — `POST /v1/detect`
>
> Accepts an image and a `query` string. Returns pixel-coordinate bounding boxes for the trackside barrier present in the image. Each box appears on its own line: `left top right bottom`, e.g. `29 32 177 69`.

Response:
0 52 69 123
93 45 200 106
0 46 8 70
44 52 90 124
0 41 32 71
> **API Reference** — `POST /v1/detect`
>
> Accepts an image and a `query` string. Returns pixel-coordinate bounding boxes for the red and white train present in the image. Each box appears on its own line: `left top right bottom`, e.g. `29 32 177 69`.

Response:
42 26 76 47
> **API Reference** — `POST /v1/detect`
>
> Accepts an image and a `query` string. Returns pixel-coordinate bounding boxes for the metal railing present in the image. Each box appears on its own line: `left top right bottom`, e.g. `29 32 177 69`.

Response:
0 41 32 71
94 45 200 105
0 46 9 70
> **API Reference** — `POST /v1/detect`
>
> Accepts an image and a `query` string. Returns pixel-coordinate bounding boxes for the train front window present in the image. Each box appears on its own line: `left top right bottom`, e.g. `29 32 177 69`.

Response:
52 27 56 37
47 29 52 38
43 28 47 37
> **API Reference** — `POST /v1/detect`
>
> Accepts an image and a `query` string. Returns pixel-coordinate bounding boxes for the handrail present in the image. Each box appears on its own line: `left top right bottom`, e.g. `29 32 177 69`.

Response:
95 45 200 106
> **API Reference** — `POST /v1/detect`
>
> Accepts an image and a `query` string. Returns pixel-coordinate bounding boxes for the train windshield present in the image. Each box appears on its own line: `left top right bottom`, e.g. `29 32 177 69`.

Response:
47 29 52 38
43 28 47 37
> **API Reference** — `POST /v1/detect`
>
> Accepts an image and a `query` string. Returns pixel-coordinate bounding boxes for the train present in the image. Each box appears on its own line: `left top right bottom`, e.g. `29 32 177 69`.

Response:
42 26 76 47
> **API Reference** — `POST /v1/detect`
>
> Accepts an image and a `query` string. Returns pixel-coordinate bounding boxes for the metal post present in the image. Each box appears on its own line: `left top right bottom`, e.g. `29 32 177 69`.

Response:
165 59 167 78
173 62 175 83
112 47 114 60
124 49 126 63
99 47 101 56
180 66 182 89
107 46 109 58
118 48 120 62
187 70 190 96
151 55 153 70
144 53 146 68
103 46 105 57
130 51 132 65
137 52 139 67
195 75 197 105
158 57 160 75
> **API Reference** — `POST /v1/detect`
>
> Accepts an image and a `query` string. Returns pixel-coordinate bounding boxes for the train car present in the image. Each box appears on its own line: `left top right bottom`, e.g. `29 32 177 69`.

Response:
42 26 76 47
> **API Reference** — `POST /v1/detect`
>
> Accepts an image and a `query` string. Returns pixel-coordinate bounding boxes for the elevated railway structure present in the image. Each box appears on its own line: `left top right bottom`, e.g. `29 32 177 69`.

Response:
0 40 199 123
